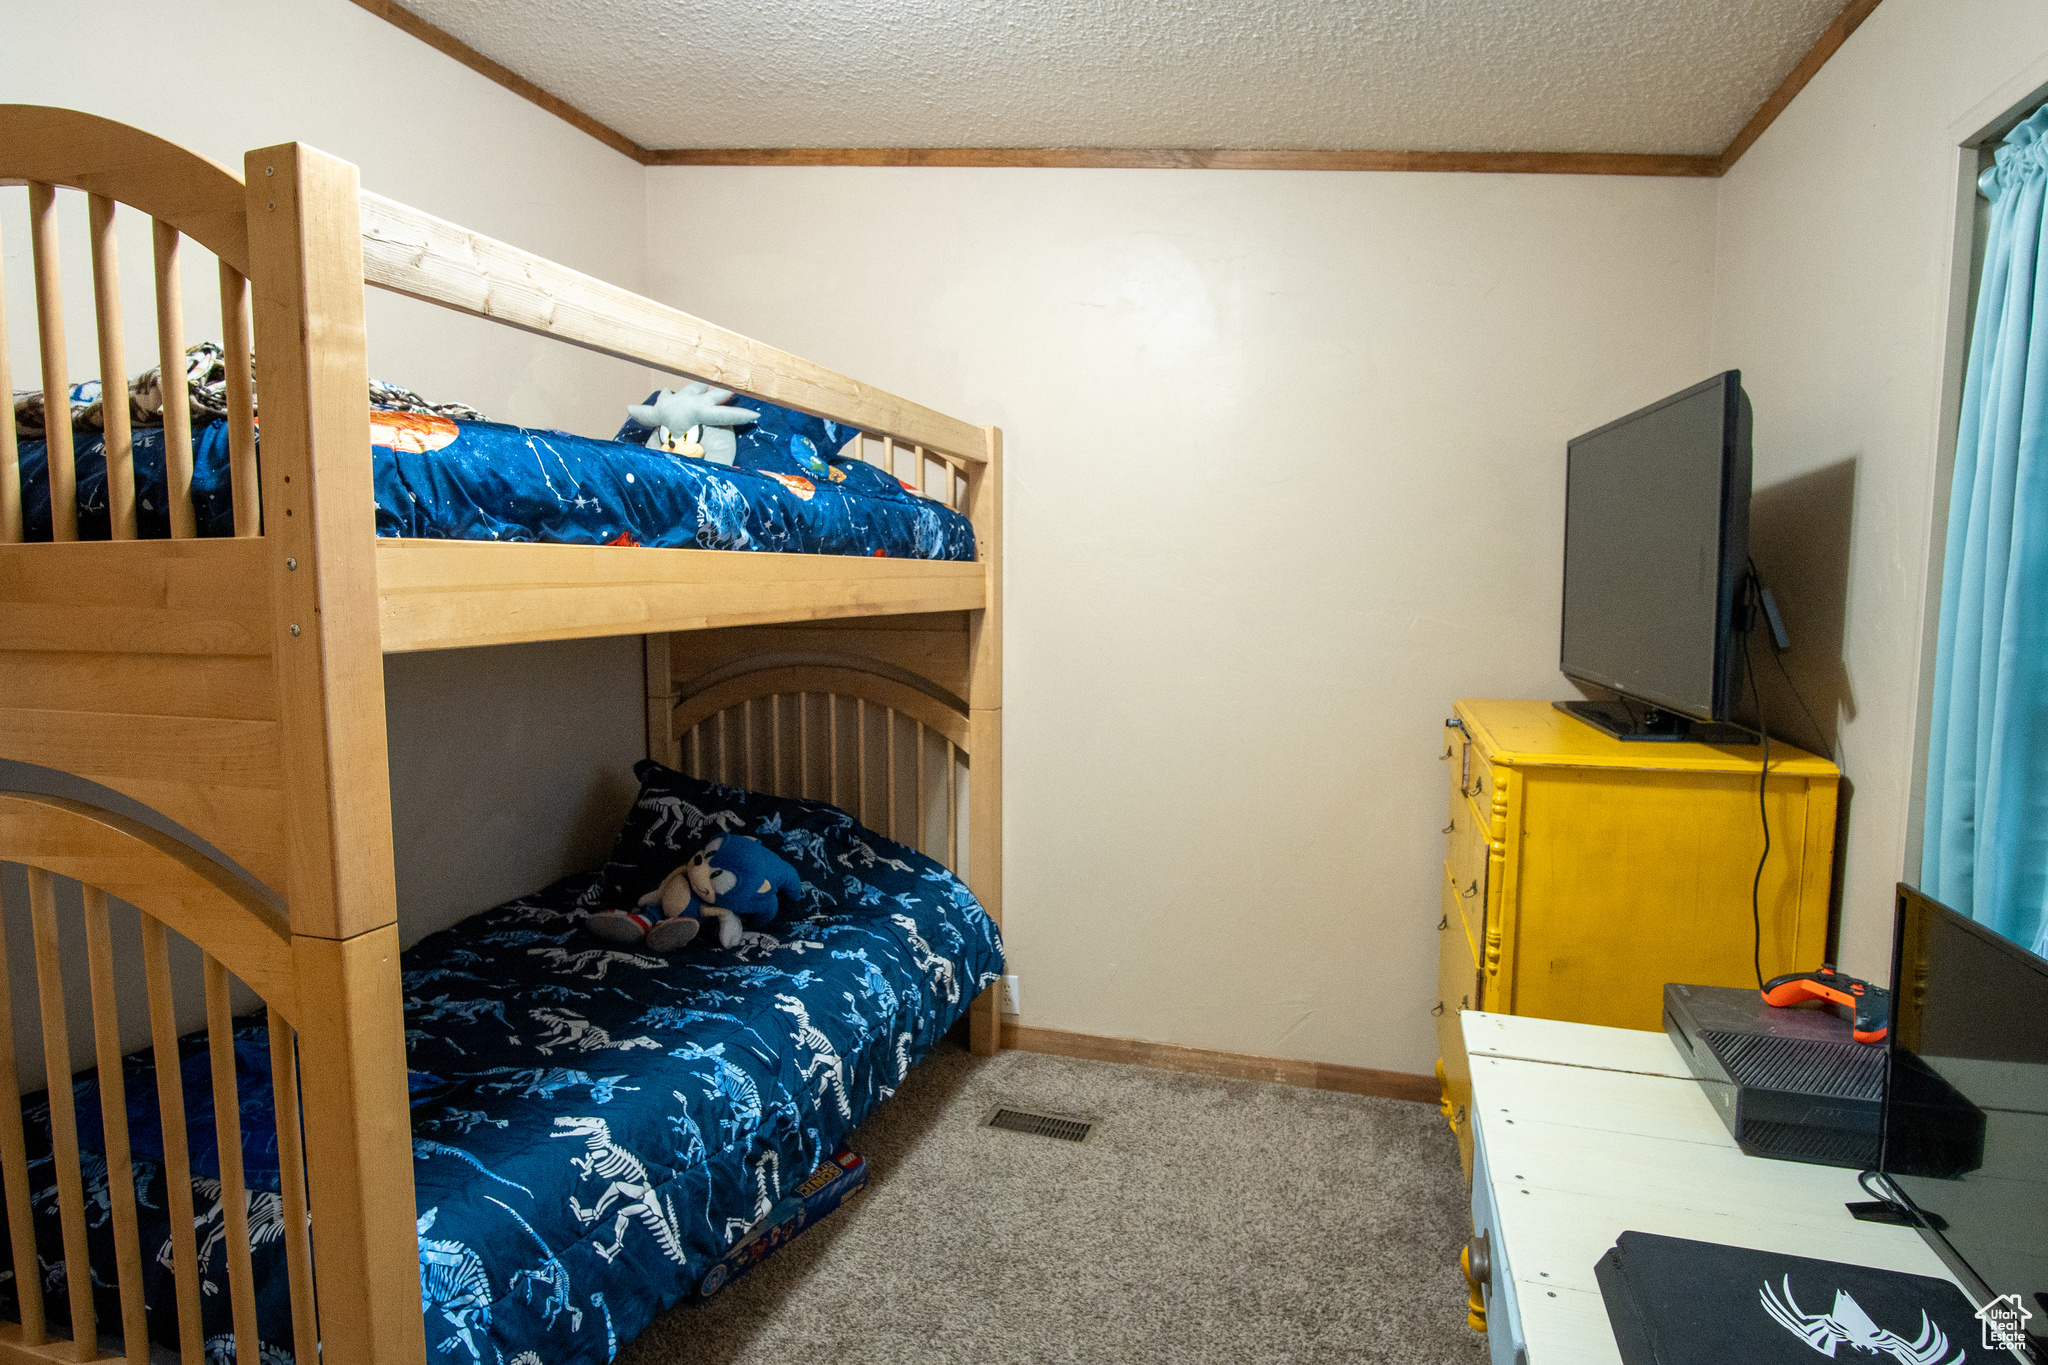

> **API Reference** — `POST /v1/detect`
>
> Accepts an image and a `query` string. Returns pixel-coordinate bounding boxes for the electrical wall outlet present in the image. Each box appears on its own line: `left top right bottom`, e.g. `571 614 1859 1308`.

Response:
1000 974 1021 1016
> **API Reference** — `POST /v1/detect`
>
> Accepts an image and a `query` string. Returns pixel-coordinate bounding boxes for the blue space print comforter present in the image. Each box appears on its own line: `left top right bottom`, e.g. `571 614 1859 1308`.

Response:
14 411 975 560
0 783 1002 1365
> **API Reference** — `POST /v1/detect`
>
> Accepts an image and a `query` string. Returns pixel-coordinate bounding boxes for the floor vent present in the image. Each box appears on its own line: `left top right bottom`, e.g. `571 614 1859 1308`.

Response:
983 1106 1095 1143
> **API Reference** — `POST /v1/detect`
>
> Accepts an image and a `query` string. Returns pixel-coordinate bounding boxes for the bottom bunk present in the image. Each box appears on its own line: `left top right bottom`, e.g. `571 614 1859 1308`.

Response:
0 772 1004 1365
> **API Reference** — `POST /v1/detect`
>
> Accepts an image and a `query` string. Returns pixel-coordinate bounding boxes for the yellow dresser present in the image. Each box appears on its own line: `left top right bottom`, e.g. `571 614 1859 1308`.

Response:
1434 698 1839 1175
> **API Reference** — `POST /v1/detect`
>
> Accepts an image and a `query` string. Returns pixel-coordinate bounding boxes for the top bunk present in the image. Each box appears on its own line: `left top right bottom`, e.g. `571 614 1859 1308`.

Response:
0 105 999 653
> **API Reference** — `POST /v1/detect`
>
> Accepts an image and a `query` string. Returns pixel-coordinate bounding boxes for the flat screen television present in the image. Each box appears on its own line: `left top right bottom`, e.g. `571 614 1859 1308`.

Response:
1558 371 1753 741
1883 884 2048 1360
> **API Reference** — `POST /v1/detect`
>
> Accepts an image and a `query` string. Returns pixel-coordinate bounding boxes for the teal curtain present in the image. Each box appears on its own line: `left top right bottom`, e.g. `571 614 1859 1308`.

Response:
1924 105 2048 957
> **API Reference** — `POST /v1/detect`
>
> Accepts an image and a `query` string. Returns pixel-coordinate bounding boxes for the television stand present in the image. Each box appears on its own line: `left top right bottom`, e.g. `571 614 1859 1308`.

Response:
1555 699 1754 745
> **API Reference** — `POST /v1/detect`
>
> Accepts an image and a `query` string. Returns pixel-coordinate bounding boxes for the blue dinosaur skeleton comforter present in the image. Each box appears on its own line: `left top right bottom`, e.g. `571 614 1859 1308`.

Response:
0 798 1002 1365
14 413 976 559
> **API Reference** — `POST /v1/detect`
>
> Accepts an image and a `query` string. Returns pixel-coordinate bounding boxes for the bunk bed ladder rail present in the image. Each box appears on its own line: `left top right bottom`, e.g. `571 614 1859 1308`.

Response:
0 793 315 1365
0 106 261 545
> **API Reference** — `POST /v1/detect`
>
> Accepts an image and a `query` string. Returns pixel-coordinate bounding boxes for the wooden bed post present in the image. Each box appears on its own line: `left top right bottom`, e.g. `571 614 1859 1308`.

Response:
245 141 425 1365
646 633 681 767
967 426 1004 1056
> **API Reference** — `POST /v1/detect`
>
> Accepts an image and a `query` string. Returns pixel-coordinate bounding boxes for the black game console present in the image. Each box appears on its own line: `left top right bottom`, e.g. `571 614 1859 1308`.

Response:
1662 982 1884 1169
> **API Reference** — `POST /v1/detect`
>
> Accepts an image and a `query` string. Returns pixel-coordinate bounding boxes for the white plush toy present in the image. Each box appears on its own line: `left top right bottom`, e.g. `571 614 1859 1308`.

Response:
628 383 759 466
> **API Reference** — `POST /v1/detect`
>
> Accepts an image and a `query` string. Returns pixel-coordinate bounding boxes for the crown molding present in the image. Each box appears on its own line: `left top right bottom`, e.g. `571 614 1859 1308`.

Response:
1717 0 1883 174
352 0 1881 178
645 146 1722 175
346 0 649 161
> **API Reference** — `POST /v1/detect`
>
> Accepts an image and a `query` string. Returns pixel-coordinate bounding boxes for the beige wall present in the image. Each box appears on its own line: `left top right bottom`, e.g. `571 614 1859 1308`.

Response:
383 638 646 941
1709 0 2048 979
646 167 1716 1073
2 0 650 944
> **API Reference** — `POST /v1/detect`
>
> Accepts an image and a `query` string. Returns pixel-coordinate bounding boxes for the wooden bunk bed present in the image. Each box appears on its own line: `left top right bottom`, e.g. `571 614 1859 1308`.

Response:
0 105 1002 1365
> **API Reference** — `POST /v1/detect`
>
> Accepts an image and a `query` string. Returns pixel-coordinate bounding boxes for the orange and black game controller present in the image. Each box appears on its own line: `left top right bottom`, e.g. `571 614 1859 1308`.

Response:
1761 965 1890 1044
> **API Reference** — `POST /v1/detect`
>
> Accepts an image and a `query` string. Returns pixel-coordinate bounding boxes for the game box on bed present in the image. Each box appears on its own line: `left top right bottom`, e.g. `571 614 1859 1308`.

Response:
0 104 1004 1365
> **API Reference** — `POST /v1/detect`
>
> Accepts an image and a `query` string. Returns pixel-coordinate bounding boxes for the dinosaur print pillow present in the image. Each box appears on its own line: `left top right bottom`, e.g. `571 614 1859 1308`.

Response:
590 760 965 932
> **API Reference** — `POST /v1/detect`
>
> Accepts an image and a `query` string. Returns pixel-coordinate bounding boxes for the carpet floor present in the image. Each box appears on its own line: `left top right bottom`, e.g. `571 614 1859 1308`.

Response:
618 1041 1489 1364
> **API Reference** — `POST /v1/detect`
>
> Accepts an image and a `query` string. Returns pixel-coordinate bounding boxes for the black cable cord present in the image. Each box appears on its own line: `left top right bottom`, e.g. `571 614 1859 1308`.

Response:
1858 1169 1900 1207
1856 1170 1924 1227
1768 640 1834 760
1743 555 1834 761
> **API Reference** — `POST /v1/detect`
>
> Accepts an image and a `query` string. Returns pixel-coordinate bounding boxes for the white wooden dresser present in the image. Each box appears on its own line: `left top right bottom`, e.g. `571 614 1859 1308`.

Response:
1461 1011 1969 1364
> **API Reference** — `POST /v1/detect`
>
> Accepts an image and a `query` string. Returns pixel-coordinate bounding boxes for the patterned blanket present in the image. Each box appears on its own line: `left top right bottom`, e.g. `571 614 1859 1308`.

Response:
11 341 484 438
0 792 1001 1365
13 416 976 559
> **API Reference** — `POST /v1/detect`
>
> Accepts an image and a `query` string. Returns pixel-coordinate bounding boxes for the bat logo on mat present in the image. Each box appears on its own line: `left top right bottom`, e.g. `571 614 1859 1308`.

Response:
1761 1277 1965 1364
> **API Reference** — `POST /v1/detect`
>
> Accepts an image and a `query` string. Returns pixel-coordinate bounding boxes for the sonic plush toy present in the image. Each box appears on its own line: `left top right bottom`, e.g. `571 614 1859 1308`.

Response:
587 835 804 952
627 383 760 466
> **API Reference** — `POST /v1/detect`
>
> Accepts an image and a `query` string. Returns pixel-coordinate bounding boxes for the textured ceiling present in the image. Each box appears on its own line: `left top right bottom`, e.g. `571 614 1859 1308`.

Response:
399 0 1845 154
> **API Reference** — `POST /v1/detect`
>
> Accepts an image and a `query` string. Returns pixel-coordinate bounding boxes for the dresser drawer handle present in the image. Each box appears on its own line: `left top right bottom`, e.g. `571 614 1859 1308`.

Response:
1438 913 1450 930
1431 1002 1445 1017
1462 880 1480 898
1442 818 1456 834
1464 1229 1492 1289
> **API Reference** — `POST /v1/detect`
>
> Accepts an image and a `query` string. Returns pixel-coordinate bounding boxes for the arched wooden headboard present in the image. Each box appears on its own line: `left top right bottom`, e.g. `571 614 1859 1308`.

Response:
646 604 1003 1062
662 657 977 876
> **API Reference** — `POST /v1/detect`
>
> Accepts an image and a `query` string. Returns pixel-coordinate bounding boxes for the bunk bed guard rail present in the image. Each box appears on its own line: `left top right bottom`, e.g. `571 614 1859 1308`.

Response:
0 103 988 550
